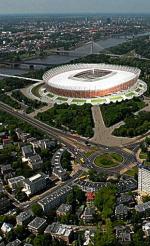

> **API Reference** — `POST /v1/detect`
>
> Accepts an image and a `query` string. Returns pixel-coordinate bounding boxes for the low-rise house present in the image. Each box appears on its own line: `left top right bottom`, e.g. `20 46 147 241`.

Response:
117 193 133 205
44 222 73 245
56 204 72 217
3 138 11 146
6 239 21 246
38 185 73 213
115 225 132 243
115 204 128 220
83 230 95 246
38 139 56 150
22 173 49 197
76 205 85 219
142 222 150 237
117 176 137 193
1 223 13 234
135 201 150 213
21 146 34 161
8 176 25 190
16 210 33 226
27 154 43 170
1 164 12 175
15 128 30 142
82 207 95 223
28 217 47 235
86 192 95 205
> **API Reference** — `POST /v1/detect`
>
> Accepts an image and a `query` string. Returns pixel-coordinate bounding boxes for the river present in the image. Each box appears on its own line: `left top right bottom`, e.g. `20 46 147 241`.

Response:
0 33 149 77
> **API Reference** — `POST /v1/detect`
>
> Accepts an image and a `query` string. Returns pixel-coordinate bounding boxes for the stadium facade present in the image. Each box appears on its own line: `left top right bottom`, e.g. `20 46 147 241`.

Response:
34 63 147 105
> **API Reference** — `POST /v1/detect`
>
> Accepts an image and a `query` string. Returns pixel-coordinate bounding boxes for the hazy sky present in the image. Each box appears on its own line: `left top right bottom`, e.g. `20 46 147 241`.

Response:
0 0 149 14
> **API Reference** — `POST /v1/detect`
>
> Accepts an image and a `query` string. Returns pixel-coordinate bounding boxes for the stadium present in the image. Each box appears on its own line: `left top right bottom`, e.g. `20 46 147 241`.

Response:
39 63 147 105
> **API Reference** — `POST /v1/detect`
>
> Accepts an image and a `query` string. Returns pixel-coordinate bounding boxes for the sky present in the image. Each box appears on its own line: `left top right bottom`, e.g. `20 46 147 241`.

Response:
0 0 149 15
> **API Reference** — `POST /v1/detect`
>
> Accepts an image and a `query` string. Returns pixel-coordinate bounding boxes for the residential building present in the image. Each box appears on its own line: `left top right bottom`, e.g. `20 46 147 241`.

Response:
16 210 33 226
6 239 21 246
115 204 128 220
82 207 95 223
138 165 150 194
86 192 95 205
22 173 49 196
28 217 47 235
38 185 73 213
115 225 132 243
52 148 69 181
135 201 150 213
8 176 25 190
1 164 12 175
44 222 73 245
1 223 13 234
117 193 133 205
142 222 150 237
117 176 137 193
27 154 43 170
38 139 56 150
15 128 30 142
56 204 72 217
21 146 34 160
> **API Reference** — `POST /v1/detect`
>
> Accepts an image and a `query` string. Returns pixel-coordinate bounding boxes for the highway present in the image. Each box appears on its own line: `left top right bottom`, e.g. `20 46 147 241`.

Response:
0 101 90 152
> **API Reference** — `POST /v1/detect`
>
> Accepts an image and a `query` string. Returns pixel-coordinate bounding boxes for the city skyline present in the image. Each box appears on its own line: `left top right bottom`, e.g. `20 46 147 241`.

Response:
0 0 149 14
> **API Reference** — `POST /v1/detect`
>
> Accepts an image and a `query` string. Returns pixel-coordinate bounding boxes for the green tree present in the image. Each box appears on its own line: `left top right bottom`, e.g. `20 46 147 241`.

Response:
31 204 43 217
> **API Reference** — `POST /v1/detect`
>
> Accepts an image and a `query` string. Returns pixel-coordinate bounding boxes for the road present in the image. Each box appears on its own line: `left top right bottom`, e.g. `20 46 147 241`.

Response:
0 101 90 152
0 101 143 210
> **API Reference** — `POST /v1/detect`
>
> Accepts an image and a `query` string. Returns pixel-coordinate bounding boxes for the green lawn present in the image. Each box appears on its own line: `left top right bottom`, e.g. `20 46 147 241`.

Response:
31 83 44 98
91 99 106 103
125 92 135 97
109 96 123 100
72 99 86 103
57 97 68 101
94 152 123 168
47 93 54 98
139 152 147 160
125 166 138 177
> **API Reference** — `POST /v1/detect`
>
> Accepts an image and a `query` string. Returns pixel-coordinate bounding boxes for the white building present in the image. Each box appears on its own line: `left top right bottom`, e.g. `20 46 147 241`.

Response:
22 173 49 196
8 176 25 190
138 165 150 194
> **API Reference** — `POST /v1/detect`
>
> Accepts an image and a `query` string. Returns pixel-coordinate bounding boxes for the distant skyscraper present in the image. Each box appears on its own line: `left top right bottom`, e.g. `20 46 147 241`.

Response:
138 165 150 194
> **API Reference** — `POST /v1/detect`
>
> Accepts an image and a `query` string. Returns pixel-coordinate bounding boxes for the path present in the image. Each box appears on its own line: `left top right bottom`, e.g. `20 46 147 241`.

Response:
90 105 136 147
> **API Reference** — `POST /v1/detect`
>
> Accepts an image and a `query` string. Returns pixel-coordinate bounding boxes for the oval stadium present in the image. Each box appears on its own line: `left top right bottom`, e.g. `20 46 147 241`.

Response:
41 64 147 105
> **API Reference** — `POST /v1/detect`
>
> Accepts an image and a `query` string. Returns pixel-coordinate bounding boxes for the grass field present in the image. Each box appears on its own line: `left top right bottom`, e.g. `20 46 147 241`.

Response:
125 166 138 177
139 152 147 160
47 93 54 98
57 97 68 101
72 99 86 103
31 83 43 98
94 152 123 168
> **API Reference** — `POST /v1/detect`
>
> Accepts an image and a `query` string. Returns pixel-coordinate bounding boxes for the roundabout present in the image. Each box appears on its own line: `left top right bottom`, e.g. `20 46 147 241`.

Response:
94 152 123 168
87 148 137 174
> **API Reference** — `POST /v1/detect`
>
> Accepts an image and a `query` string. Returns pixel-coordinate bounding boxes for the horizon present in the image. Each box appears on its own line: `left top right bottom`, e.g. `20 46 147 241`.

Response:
0 0 150 15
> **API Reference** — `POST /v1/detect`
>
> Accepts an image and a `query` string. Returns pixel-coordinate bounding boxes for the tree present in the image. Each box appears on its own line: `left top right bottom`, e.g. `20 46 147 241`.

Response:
94 185 116 219
33 235 52 246
14 225 27 240
91 219 115 246
31 204 43 216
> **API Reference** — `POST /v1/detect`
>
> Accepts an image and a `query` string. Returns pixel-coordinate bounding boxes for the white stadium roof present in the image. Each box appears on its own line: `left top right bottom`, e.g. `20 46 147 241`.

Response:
43 64 140 92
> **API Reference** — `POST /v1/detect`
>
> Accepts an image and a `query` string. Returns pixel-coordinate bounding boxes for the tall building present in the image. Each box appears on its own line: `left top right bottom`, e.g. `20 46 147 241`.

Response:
138 165 150 194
